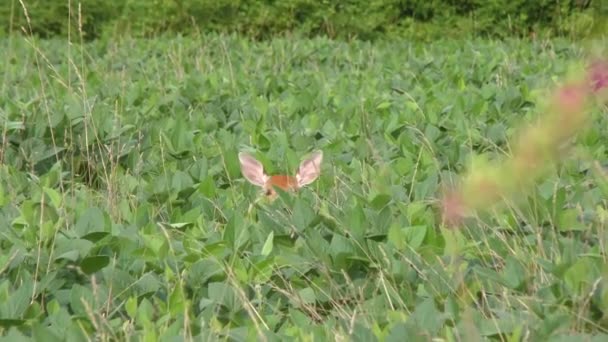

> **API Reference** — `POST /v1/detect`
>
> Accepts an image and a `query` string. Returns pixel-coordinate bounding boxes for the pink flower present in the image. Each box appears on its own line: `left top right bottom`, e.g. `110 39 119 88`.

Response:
440 191 467 227
556 84 586 116
589 59 608 92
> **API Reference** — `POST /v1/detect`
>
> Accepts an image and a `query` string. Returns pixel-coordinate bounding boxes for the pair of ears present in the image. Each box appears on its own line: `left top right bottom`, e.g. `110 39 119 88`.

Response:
238 151 323 189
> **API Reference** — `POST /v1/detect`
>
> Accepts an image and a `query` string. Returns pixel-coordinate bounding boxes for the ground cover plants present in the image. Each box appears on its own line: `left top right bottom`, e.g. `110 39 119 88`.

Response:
1 33 608 340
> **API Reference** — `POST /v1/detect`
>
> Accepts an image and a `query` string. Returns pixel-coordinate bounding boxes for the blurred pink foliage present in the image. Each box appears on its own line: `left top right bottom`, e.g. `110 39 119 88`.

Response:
440 58 607 227
589 59 608 92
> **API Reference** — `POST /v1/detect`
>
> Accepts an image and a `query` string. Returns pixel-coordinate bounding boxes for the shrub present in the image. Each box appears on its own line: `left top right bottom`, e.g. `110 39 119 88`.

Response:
0 0 603 40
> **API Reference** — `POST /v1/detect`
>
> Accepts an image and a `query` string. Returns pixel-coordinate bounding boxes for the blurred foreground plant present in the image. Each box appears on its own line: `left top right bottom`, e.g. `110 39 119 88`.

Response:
441 56 608 227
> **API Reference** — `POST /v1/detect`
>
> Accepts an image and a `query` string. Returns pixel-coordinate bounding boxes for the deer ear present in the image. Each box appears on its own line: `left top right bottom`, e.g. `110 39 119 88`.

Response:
239 152 268 187
296 151 323 187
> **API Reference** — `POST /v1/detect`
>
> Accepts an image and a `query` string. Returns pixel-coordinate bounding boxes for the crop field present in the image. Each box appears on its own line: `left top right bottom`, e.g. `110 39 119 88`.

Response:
1 34 608 340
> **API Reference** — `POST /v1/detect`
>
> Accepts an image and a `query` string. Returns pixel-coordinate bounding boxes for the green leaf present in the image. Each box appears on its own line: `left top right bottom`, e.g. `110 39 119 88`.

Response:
198 176 216 198
32 323 62 342
410 297 443 335
80 256 110 275
4 278 33 318
347 202 366 240
55 250 80 262
166 117 195 157
187 259 225 285
125 297 138 319
503 256 526 290
80 231 110 243
376 101 391 110
169 285 186 316
386 323 408 342
351 322 378 342
42 187 62 209
557 209 587 232
288 308 312 327
474 266 504 287
224 212 248 250
388 223 406 250
171 170 194 193
261 231 274 256
208 282 240 312
252 258 274 283
404 225 427 250
70 284 95 315
388 224 426 250
564 257 599 295
296 287 316 306
330 234 356 269
478 314 521 336
0 327 29 341
168 222 190 229
74 207 106 237
137 298 154 324
0 319 25 328
370 193 392 210
292 197 314 232
24 301 42 320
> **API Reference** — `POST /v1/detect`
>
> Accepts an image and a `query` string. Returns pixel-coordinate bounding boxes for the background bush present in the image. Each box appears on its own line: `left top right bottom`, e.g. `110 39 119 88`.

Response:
1 0 606 41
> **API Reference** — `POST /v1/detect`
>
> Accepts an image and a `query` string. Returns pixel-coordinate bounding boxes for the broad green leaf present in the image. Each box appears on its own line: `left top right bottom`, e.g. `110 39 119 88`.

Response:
557 209 587 232
137 298 154 325
69 284 95 316
125 297 137 319
292 197 314 232
503 256 526 290
387 223 406 250
410 297 443 335
288 308 312 327
0 327 29 341
404 225 427 250
42 187 61 212
208 282 242 312
564 257 600 295
252 258 274 283
169 285 186 316
81 231 110 242
80 255 110 275
347 202 366 240
295 287 316 306
0 319 25 328
474 266 504 287
386 323 409 342
478 314 521 336
376 101 391 110
370 193 392 210
74 207 106 237
32 324 62 342
171 170 194 193
3 278 33 318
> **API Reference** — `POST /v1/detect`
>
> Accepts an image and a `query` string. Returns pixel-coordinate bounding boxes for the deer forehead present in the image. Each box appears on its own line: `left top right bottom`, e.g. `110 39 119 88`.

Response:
265 175 299 190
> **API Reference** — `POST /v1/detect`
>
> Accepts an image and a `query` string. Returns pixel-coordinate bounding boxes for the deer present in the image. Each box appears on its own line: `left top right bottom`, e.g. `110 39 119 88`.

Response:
238 150 323 200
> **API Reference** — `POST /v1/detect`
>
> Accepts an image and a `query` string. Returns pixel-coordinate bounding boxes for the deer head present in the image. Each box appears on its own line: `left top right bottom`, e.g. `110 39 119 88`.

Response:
238 151 323 199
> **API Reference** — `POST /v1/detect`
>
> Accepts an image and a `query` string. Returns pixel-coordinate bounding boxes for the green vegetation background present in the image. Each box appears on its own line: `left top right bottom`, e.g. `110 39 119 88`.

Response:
1 0 607 40
2 0 608 341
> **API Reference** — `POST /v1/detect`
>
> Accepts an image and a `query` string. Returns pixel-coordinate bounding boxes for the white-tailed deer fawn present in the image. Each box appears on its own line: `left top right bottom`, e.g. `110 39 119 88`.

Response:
238 151 323 199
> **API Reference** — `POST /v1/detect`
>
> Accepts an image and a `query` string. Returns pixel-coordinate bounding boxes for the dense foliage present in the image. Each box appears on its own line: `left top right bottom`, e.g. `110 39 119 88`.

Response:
1 33 608 339
1 0 606 41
